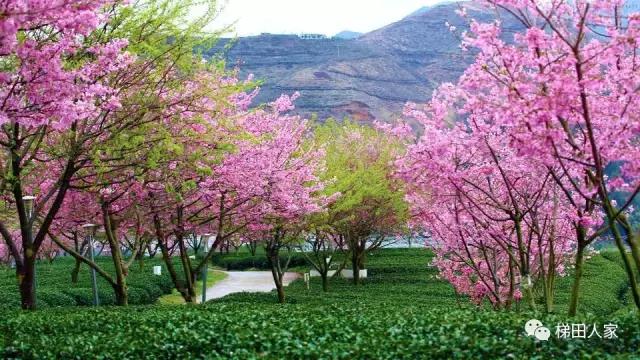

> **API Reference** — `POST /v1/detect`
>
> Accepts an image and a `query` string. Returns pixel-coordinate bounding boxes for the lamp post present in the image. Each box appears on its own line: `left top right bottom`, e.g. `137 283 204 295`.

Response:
201 233 211 304
22 195 36 308
82 223 100 306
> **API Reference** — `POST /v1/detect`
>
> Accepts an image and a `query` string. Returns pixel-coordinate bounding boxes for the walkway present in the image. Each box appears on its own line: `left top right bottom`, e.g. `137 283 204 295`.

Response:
199 271 300 303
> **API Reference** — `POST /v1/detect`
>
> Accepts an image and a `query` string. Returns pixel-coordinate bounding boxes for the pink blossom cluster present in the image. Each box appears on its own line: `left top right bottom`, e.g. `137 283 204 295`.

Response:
397 102 576 306
396 0 640 306
44 79 324 257
1 0 132 130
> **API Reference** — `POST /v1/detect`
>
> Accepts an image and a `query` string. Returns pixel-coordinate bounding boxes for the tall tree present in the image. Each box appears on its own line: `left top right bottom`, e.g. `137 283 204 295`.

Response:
311 119 409 285
0 0 130 309
398 0 640 313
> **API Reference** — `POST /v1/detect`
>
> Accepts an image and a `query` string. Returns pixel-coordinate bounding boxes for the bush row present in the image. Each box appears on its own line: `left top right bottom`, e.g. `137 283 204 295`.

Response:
0 257 174 310
211 252 308 270
1 304 638 359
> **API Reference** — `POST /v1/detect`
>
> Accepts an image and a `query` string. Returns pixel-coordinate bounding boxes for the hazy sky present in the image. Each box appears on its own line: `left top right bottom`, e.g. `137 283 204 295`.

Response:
209 0 444 37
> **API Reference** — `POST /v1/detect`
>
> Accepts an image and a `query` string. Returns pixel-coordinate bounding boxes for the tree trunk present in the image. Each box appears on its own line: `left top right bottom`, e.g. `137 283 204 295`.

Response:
249 241 257 256
271 264 285 304
154 214 193 303
177 234 196 303
71 257 81 284
321 272 328 292
619 216 640 279
611 220 640 310
113 282 128 306
18 254 36 310
267 253 285 303
545 249 556 314
266 235 286 304
505 256 515 310
568 242 586 316
351 249 360 285
111 252 128 306
103 204 129 306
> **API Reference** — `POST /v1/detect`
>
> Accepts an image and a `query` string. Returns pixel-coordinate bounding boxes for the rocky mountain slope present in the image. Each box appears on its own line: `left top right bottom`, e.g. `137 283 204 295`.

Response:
208 2 520 123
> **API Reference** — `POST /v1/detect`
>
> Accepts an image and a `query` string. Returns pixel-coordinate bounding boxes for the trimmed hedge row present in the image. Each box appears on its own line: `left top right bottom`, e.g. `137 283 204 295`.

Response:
1 304 638 359
0 257 175 309
0 248 636 358
211 252 308 270
552 250 630 316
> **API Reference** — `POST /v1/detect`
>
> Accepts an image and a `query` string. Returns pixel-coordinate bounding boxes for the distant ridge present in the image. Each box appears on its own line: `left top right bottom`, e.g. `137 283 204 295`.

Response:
407 6 433 17
209 2 520 123
333 30 362 39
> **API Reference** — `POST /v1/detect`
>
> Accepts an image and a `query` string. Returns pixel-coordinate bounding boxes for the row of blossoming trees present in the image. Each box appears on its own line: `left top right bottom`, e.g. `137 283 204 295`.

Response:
0 0 411 309
2 0 639 316
0 0 335 309
397 0 640 315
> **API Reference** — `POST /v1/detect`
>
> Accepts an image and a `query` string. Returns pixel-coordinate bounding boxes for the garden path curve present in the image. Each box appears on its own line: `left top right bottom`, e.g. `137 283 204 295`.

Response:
199 271 300 303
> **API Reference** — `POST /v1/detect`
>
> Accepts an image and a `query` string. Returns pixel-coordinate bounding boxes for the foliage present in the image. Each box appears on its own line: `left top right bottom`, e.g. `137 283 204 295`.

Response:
310 119 410 285
0 257 173 310
0 249 636 358
312 119 408 232
396 0 640 313
212 252 308 271
2 305 639 359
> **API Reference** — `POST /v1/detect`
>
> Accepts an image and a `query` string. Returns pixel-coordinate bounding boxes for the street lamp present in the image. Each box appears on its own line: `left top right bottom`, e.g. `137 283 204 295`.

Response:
22 195 36 307
201 233 211 304
22 195 35 216
82 223 100 306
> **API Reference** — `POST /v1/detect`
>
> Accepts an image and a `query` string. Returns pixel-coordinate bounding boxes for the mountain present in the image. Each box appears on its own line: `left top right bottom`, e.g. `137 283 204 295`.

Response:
333 31 362 40
407 5 434 17
208 2 521 123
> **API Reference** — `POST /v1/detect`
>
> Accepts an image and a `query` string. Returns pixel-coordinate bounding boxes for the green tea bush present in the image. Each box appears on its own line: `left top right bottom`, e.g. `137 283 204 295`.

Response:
1 304 638 359
0 248 636 358
552 252 629 316
127 287 151 305
0 291 20 309
38 290 76 308
61 288 95 306
212 252 308 270
0 257 174 310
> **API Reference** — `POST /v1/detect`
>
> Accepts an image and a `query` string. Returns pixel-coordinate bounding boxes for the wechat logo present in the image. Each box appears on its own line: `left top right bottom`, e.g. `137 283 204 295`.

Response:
525 319 551 341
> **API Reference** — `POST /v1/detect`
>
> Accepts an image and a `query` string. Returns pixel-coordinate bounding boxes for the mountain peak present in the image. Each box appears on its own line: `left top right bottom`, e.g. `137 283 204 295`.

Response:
333 30 362 40
407 6 433 18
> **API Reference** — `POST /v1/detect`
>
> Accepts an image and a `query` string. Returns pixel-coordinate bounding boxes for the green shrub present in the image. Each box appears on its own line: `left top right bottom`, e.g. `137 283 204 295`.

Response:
127 287 151 305
62 288 95 306
0 305 638 359
140 283 164 301
0 248 637 358
552 252 628 316
0 257 174 310
0 291 20 309
213 253 307 270
38 290 76 308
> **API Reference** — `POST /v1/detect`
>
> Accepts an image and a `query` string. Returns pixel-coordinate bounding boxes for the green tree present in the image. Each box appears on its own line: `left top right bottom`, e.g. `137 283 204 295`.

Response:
312 119 409 285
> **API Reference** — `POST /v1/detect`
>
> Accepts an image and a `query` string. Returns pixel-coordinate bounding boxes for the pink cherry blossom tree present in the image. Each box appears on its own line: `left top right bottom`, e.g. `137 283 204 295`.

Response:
397 101 576 310
143 90 324 304
399 0 640 313
241 93 325 303
454 0 640 311
0 0 131 309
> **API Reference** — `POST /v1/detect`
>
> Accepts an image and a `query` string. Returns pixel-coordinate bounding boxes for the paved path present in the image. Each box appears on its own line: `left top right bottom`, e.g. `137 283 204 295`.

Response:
200 271 300 303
